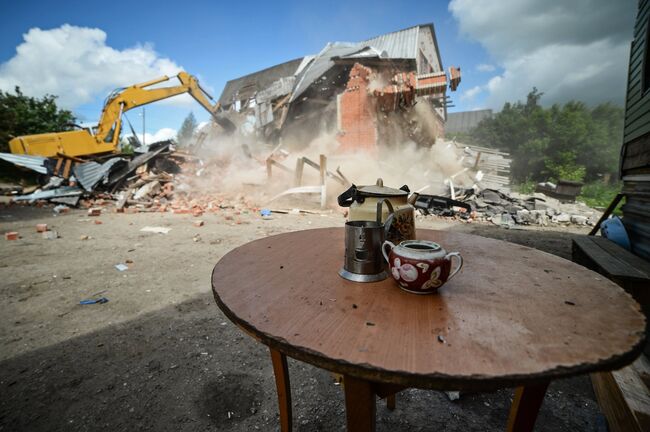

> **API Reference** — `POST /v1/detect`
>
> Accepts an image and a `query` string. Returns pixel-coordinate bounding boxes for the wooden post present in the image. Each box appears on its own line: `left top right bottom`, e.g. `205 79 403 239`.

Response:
506 382 549 432
266 158 273 179
319 154 327 209
270 348 292 432
294 158 304 187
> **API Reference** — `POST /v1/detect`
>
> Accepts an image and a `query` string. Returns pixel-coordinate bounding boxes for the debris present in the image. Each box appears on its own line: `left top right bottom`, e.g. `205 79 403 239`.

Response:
140 226 171 234
88 208 102 217
0 152 49 174
94 220 103 225
80 235 91 240
42 230 58 240
193 220 204 227
260 209 272 217
115 264 129 272
133 180 161 200
5 232 19 241
192 234 201 242
445 391 460 401
437 335 446 343
53 205 70 215
36 224 48 232
79 297 109 305
13 186 82 202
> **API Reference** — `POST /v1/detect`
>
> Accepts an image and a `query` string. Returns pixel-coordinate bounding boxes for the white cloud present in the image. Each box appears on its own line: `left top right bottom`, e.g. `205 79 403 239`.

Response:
460 85 482 101
476 63 495 72
0 24 191 109
124 127 177 145
449 0 636 108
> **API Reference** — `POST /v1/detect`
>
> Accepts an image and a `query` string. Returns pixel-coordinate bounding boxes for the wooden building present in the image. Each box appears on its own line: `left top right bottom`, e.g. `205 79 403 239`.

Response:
621 0 650 260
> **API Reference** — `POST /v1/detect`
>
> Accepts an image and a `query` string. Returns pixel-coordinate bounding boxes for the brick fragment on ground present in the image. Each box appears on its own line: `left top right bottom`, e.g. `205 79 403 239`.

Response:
5 232 18 240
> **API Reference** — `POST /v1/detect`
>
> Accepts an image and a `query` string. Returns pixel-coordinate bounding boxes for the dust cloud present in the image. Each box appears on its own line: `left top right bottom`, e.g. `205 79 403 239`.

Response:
179 98 470 208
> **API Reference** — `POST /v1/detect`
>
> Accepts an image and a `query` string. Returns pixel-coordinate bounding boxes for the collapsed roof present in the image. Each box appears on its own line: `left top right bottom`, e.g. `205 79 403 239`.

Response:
218 24 445 110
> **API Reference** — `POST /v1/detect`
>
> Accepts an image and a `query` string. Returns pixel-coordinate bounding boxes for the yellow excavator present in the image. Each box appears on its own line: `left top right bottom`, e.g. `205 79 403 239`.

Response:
8 71 234 158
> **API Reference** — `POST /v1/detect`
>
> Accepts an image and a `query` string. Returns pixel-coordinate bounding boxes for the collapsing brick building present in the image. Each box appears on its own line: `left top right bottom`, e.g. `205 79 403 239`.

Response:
214 24 460 153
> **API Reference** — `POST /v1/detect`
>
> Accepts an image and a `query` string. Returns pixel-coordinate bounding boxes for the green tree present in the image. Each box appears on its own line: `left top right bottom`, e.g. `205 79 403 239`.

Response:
177 112 197 146
0 87 75 153
468 89 624 183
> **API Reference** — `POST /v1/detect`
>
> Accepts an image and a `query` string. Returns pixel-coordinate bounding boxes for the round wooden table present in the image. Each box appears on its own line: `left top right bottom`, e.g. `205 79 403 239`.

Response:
211 228 646 432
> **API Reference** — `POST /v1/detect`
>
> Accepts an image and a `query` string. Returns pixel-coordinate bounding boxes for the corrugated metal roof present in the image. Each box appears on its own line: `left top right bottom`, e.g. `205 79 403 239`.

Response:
0 152 48 174
219 24 436 106
73 157 126 191
14 186 82 201
362 26 420 59
218 58 305 106
291 42 363 102
445 110 493 134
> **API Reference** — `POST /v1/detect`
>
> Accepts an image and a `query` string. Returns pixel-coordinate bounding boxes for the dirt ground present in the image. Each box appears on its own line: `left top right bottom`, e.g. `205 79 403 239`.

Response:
0 204 609 431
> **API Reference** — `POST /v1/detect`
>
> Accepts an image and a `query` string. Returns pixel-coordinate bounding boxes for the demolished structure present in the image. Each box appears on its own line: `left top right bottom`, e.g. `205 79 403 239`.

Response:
210 24 460 152
0 24 602 227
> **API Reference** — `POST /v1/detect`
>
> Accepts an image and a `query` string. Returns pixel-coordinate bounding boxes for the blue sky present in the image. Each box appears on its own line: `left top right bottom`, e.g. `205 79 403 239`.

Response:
0 0 636 137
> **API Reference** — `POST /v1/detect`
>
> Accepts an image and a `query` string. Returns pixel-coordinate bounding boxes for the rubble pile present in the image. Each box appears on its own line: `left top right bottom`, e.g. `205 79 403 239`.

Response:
2 141 263 217
1 136 603 229
416 187 602 227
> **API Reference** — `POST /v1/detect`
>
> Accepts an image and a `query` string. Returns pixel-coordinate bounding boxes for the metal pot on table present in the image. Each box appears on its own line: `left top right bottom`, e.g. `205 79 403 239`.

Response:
337 178 417 243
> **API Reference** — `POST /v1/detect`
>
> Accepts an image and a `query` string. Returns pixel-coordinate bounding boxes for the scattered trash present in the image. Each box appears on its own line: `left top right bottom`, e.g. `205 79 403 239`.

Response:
193 220 204 227
36 224 48 232
437 334 446 343
53 205 69 215
115 264 129 272
79 297 109 305
140 226 171 234
80 235 91 240
260 209 272 217
88 208 102 217
192 234 201 242
94 220 103 225
5 232 19 241
42 230 59 240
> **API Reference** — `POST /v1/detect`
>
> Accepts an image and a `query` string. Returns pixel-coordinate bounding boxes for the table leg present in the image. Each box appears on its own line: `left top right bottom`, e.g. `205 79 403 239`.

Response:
343 375 376 432
506 382 549 432
386 394 396 411
270 348 292 432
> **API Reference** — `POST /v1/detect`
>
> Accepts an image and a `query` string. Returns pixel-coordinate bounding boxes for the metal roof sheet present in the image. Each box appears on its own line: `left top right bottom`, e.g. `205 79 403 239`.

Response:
14 186 82 201
73 157 126 191
290 42 363 102
445 110 493 134
362 26 420 59
218 58 305 106
0 152 48 174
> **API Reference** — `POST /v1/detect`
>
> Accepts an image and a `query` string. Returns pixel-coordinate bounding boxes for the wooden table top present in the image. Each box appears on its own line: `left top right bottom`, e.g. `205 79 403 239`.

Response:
211 228 646 390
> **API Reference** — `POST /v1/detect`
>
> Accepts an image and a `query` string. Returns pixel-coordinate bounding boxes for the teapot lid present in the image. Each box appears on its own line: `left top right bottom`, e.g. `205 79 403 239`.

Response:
357 178 409 198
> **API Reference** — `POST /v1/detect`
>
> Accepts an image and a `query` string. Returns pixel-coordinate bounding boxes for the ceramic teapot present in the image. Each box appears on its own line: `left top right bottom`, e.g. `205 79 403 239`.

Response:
382 239 463 294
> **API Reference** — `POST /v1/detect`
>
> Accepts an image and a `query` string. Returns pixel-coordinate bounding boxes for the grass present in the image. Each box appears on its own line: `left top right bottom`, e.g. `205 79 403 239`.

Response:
577 181 621 210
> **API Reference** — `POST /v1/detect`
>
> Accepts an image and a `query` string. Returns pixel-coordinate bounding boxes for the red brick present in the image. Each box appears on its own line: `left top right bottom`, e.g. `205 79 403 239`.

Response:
36 224 48 232
5 232 18 240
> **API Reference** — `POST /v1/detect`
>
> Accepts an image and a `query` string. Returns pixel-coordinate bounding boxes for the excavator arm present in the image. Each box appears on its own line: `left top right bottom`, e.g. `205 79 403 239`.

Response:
96 71 234 147
9 71 234 158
